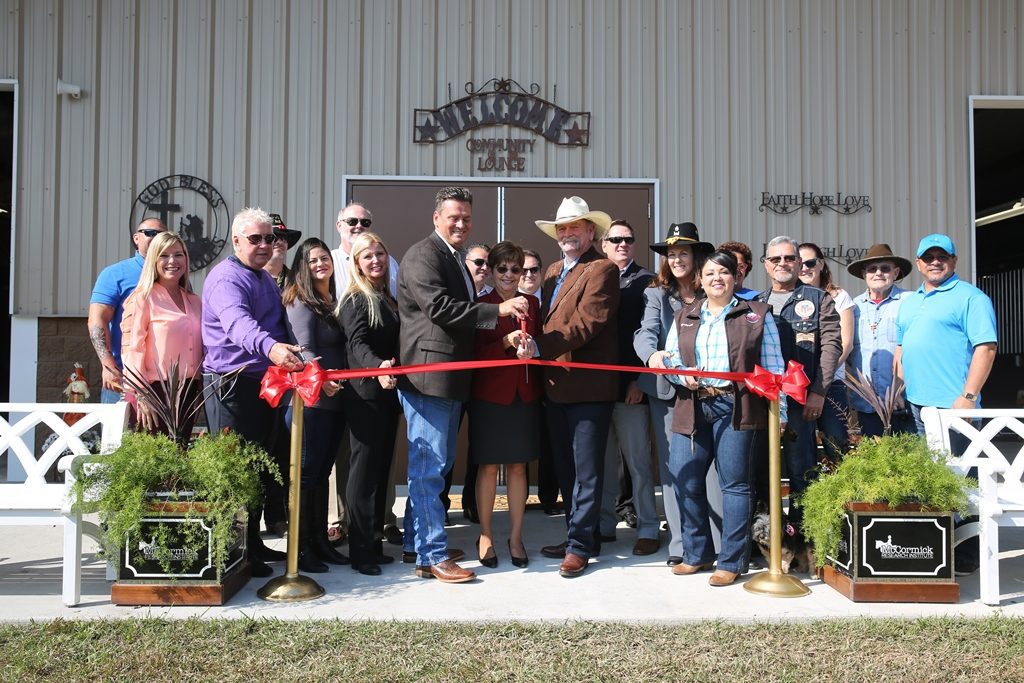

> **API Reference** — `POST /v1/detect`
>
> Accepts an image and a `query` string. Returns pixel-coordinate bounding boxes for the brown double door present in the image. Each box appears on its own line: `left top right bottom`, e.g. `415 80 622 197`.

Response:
349 179 655 271
345 178 655 493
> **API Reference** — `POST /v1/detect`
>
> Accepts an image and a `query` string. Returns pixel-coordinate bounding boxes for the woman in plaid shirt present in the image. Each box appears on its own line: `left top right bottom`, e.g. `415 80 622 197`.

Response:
652 250 786 587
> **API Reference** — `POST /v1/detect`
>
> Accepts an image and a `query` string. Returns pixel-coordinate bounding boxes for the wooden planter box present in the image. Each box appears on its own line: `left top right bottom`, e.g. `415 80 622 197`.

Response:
822 502 959 603
111 499 250 606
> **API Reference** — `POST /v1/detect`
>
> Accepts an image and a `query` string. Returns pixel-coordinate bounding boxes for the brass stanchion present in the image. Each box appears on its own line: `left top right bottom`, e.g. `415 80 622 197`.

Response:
258 394 326 601
744 398 810 598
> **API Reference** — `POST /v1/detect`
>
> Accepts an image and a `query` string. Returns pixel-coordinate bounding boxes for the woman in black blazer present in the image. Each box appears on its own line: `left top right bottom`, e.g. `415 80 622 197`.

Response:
338 232 401 576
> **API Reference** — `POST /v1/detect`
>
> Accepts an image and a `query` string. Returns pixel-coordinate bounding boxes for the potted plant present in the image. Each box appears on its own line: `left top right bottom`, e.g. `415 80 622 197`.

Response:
71 368 279 606
799 432 974 603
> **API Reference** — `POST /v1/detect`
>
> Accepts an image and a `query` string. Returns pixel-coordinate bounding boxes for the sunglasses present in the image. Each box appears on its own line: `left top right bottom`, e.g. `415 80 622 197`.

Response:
864 264 894 274
342 217 372 228
604 236 635 245
762 254 800 265
521 266 541 275
137 229 163 238
919 252 952 263
467 258 488 267
240 233 279 245
495 265 522 275
801 258 820 269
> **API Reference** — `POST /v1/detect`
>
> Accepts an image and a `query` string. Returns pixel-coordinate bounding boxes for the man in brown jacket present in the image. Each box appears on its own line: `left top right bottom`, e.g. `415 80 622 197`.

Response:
533 197 620 577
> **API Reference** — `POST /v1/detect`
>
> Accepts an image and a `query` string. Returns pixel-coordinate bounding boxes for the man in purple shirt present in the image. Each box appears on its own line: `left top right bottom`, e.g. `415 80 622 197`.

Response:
202 207 304 578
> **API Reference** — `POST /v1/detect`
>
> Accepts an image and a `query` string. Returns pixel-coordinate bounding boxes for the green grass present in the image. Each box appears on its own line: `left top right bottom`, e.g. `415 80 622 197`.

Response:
2 617 1024 682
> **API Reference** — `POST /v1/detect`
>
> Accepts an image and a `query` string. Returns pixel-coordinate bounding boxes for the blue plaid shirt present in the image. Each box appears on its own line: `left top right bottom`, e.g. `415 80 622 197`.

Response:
664 297 788 421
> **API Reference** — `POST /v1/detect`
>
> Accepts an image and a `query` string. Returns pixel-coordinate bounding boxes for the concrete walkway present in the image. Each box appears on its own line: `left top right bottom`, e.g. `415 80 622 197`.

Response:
2 503 1022 623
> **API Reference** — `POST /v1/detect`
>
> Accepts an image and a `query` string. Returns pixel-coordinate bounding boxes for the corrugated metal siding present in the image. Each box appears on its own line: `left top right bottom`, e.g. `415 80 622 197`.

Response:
3 0 1024 315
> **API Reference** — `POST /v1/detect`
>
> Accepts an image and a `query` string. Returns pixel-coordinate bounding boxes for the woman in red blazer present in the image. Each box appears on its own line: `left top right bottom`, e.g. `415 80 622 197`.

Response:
469 241 541 569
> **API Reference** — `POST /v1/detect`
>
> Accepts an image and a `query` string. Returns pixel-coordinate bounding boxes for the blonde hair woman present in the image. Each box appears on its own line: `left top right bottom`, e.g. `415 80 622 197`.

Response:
337 232 401 575
121 232 203 438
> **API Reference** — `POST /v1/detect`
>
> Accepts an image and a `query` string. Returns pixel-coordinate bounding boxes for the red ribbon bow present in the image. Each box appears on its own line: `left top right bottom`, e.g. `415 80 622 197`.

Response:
259 361 327 408
743 360 809 405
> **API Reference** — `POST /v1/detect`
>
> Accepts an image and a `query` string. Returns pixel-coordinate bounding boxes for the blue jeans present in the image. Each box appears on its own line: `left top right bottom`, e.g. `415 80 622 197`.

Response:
816 380 849 461
546 401 614 559
398 389 461 566
782 395 819 517
671 395 754 574
100 387 123 404
858 409 916 438
285 405 345 489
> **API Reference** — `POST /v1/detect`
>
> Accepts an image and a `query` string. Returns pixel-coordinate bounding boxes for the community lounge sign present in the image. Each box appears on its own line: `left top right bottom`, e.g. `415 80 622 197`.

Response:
413 78 590 171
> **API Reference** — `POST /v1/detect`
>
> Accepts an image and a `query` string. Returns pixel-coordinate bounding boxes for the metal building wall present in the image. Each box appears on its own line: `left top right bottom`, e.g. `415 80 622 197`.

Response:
2 0 1024 315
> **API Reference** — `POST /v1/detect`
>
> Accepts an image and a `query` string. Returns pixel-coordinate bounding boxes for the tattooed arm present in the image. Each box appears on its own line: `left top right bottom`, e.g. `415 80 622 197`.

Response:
87 302 122 392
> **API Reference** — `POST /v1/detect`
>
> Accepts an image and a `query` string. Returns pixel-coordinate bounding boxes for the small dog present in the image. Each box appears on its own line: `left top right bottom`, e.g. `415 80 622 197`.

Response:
751 504 816 575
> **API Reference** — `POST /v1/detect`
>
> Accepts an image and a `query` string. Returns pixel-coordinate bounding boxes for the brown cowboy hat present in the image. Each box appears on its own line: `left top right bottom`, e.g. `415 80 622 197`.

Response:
649 222 714 256
846 243 912 281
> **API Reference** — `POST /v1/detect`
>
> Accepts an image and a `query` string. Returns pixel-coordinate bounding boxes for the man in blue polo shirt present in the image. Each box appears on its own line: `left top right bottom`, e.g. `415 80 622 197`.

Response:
87 218 167 403
896 233 997 424
895 233 997 575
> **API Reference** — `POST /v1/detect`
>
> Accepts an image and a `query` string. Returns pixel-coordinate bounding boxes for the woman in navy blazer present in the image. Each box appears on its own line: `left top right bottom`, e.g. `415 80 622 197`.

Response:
469 241 541 569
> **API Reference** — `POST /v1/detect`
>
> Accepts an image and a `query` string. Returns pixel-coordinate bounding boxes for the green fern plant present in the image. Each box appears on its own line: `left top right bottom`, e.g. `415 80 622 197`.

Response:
72 430 278 579
798 432 973 567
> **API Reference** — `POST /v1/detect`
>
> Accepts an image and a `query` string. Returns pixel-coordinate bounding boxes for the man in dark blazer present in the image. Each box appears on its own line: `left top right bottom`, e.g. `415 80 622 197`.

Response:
597 219 660 556
533 196 621 577
396 186 529 583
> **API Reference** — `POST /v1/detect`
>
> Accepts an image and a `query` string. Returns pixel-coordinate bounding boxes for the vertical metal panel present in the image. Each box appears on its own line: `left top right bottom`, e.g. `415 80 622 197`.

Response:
5 0 1024 314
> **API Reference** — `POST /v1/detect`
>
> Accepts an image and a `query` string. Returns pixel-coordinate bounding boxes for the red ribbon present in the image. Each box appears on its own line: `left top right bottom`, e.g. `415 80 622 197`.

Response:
260 358 809 408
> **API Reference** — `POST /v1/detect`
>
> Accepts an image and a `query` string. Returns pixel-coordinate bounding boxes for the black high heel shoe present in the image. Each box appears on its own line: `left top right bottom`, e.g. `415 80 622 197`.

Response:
508 539 529 568
477 536 498 568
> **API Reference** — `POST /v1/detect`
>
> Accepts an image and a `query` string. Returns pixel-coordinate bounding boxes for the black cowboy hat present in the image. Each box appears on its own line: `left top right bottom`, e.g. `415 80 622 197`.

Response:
649 222 714 256
269 212 302 249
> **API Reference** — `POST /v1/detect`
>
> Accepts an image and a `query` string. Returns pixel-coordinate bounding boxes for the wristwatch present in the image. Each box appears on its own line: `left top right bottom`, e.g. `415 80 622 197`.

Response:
962 391 977 401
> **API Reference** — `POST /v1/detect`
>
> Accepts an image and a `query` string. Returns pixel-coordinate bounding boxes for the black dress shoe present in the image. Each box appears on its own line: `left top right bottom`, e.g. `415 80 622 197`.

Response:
540 542 567 559
477 537 498 568
508 539 529 568
312 539 350 565
353 563 382 576
377 553 395 565
254 546 288 562
383 525 403 546
299 552 329 574
249 559 274 577
599 534 617 543
666 556 684 566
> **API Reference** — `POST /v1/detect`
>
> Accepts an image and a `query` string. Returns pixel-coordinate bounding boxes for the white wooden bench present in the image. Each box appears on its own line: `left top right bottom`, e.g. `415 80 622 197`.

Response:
921 407 1024 606
0 402 129 606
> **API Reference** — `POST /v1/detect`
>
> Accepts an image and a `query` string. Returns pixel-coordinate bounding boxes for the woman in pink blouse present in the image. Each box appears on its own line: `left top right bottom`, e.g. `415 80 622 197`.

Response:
122 232 203 439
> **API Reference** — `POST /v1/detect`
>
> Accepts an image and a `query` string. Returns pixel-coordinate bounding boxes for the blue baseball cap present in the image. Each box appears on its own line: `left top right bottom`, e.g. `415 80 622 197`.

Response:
916 234 956 258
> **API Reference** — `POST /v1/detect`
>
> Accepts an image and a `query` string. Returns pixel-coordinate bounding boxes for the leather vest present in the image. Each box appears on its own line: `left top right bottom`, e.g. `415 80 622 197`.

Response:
671 299 772 435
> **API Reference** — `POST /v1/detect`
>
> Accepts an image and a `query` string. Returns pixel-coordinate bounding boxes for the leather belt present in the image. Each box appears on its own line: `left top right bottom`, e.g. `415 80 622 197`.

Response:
696 385 736 400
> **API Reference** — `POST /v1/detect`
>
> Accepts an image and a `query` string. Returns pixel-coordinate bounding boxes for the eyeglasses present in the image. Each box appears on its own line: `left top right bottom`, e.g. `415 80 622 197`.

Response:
801 258 820 269
495 265 522 275
864 264 894 274
240 233 278 245
762 254 800 265
604 236 635 245
342 217 372 228
521 266 541 275
467 258 488 267
137 229 163 238
919 252 952 263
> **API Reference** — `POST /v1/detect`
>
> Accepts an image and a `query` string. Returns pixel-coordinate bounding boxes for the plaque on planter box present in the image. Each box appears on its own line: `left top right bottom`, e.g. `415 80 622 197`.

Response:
828 508 953 581
121 517 245 580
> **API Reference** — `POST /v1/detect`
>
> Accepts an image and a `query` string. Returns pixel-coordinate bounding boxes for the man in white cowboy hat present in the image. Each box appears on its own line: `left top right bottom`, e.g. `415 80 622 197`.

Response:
532 196 621 577
846 243 915 437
